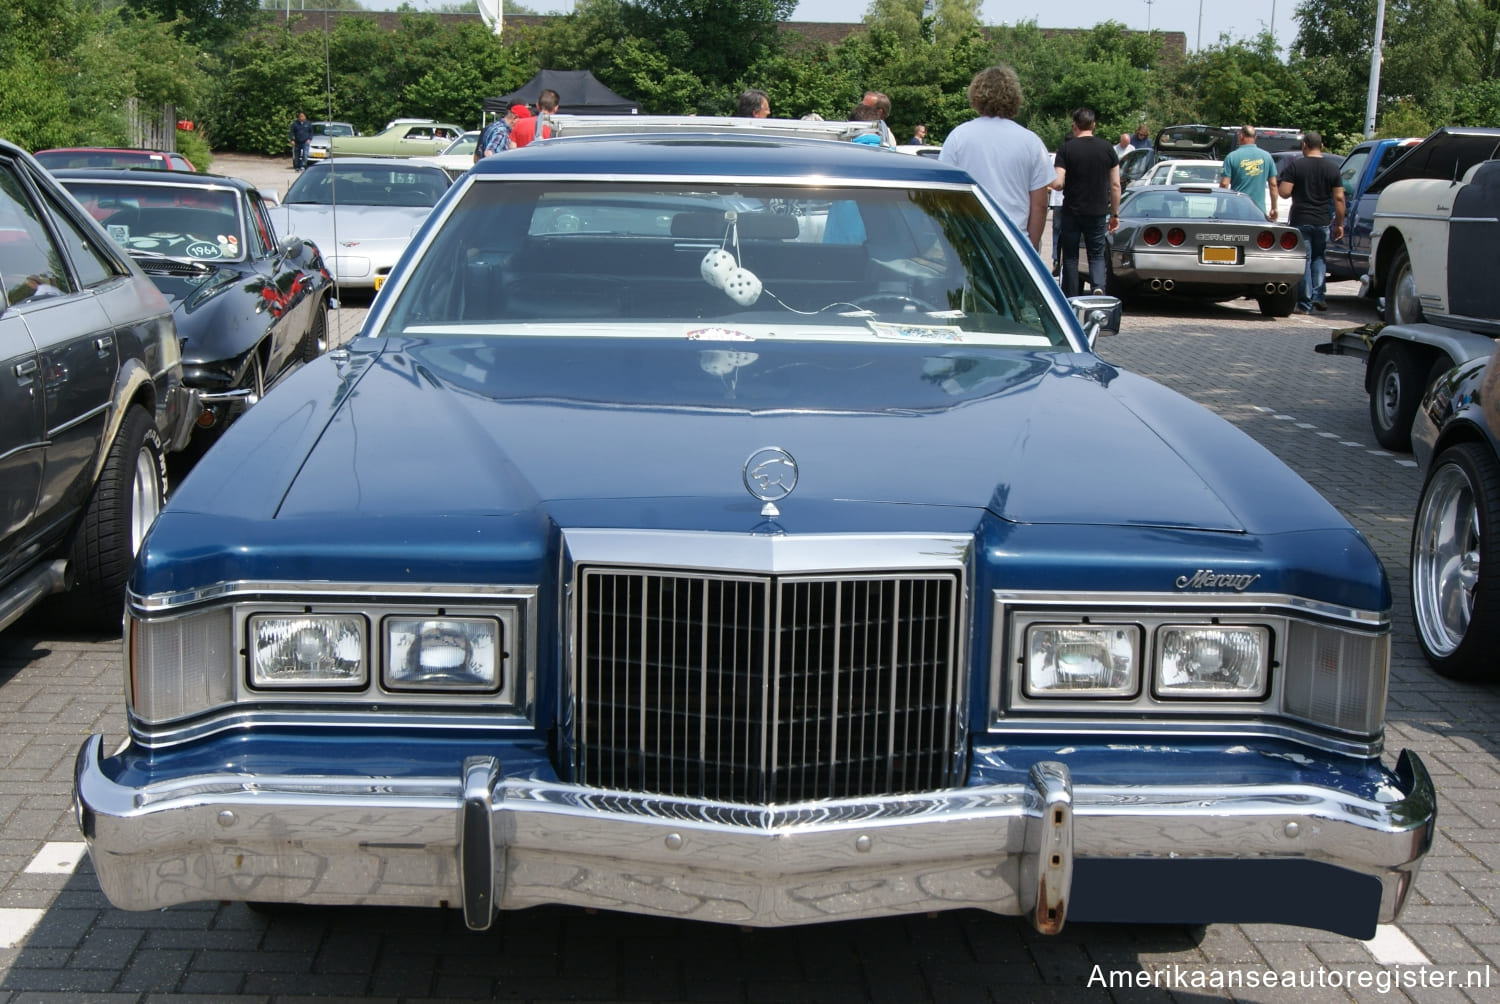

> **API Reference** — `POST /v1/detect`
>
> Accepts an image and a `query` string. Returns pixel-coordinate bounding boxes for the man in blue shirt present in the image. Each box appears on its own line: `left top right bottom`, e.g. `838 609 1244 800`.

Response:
1219 125 1279 220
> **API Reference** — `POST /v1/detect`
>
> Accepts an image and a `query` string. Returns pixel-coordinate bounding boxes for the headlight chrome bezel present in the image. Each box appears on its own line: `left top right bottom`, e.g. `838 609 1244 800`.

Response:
993 591 1388 742
126 583 536 729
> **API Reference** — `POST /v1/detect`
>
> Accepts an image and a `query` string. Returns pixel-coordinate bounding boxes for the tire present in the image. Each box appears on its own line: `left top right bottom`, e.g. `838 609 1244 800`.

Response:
1257 287 1297 317
299 298 328 363
1410 442 1500 679
1383 246 1424 325
66 405 166 633
1368 342 1425 451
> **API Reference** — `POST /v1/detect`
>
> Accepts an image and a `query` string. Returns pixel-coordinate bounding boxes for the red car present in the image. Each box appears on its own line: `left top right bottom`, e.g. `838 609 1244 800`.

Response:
33 147 195 172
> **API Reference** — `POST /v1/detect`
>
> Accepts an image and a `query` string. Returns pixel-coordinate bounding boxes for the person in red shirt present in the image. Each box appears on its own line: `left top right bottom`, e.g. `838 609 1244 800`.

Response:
510 89 558 148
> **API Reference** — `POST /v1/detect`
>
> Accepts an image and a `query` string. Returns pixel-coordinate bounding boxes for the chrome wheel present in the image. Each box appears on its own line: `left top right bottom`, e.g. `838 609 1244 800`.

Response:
130 440 165 555
1413 463 1480 657
1384 248 1423 325
1410 443 1500 679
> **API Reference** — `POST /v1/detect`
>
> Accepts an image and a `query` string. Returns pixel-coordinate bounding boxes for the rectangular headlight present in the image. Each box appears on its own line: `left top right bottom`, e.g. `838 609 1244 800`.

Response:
248 614 367 688
1154 625 1270 699
384 617 502 692
1024 624 1140 697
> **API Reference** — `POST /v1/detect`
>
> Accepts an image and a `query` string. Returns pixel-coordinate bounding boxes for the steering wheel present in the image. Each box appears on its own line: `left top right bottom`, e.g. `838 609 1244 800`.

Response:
849 292 940 314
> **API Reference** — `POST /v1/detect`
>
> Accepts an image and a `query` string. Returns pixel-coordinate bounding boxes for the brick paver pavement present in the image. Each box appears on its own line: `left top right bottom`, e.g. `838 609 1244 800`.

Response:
1 188 1495 1000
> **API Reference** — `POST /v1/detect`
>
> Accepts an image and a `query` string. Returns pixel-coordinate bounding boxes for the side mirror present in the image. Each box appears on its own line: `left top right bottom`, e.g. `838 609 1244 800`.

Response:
260 189 281 207
278 236 304 259
1068 294 1122 348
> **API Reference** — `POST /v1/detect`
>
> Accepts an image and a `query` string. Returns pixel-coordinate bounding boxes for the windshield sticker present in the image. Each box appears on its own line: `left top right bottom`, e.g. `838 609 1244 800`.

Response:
185 241 222 259
107 224 129 244
687 327 755 341
868 321 964 342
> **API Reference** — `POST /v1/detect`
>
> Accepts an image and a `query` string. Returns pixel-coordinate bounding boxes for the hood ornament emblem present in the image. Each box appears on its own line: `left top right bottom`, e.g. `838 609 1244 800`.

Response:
744 447 798 518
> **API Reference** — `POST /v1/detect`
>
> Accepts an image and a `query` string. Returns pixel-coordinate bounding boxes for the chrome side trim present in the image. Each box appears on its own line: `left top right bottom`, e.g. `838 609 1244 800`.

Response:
130 580 541 613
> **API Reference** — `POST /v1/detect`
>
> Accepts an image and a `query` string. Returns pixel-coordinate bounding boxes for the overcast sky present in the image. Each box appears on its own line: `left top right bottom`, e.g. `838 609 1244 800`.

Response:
517 1 1293 53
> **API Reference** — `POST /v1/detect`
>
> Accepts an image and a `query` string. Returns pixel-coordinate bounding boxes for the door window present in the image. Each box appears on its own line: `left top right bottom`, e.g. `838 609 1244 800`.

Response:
0 166 75 306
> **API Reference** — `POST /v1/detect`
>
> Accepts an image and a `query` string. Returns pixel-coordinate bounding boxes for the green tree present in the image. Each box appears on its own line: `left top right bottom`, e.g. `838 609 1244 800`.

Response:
124 0 263 51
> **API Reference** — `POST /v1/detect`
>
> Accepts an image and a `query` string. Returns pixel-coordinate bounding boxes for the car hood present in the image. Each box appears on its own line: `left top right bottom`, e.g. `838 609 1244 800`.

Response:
141 264 269 366
168 335 1349 540
1367 127 1500 195
270 204 432 245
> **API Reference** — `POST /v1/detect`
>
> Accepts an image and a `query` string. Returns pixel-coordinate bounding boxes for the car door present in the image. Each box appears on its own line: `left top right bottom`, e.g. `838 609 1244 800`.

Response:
1327 142 1373 276
0 300 43 570
245 190 312 382
0 156 120 553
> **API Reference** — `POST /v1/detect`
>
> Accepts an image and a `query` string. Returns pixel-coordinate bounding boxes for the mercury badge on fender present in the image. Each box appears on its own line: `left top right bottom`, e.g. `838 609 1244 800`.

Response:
74 124 1434 939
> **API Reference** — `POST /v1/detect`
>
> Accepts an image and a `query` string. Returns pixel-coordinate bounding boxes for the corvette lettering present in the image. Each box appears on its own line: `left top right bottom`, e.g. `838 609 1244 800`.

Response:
1175 569 1261 590
1194 233 1251 242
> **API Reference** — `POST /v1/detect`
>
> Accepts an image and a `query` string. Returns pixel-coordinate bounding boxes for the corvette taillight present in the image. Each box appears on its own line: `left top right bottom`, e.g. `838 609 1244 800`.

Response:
1257 231 1275 249
1167 227 1186 246
1280 232 1299 250
1143 226 1162 246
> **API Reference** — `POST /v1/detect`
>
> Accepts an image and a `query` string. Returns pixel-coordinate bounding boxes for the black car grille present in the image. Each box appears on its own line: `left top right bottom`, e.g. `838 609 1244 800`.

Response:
574 568 963 804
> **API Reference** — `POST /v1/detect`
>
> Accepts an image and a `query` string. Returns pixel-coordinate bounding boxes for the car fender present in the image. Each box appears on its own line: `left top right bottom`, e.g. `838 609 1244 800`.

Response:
91 356 158 485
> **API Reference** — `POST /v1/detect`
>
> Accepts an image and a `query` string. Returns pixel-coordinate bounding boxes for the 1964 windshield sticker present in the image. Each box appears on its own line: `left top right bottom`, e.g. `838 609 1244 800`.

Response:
1175 570 1261 591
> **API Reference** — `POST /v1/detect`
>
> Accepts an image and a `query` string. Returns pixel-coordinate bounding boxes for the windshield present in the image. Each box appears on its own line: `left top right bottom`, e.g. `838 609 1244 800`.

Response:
442 133 479 157
1121 188 1267 223
60 181 245 261
283 163 451 207
377 179 1068 347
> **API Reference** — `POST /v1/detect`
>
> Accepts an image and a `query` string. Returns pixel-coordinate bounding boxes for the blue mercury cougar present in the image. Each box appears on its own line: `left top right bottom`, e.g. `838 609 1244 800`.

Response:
75 129 1433 939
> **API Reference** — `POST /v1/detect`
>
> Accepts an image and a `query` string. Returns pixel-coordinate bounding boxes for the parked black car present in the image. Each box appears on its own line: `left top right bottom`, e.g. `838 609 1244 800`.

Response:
0 139 195 632
1410 344 1500 680
55 170 335 451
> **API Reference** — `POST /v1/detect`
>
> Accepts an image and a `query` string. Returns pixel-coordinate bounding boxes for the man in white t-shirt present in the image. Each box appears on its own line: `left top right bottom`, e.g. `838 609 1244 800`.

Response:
1113 133 1135 160
939 65 1053 249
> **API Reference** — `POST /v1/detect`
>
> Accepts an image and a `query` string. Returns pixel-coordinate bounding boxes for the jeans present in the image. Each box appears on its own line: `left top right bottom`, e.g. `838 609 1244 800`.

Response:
292 141 309 170
1298 223 1330 308
1060 213 1108 297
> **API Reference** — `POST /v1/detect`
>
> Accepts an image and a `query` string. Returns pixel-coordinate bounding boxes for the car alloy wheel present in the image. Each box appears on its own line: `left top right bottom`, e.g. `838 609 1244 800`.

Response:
1383 247 1424 325
1410 442 1500 679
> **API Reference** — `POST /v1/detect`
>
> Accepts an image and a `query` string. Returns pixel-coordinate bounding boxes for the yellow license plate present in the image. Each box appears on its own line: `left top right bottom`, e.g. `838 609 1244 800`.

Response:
373 275 387 290
1200 246 1238 264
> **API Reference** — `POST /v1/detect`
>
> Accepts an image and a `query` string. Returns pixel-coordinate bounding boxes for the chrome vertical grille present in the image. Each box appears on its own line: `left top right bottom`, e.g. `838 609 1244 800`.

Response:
575 568 962 803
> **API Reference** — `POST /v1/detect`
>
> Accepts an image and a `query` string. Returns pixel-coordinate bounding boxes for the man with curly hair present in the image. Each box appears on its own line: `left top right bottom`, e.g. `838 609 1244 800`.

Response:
939 65 1053 250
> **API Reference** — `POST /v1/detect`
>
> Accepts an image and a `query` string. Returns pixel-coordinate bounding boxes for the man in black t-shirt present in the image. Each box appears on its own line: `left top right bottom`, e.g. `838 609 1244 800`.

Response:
1277 131 1346 312
1052 107 1121 297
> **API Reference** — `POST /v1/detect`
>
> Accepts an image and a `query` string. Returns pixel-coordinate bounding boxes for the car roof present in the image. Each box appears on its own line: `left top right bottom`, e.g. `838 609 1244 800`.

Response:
469 132 969 184
50 167 255 192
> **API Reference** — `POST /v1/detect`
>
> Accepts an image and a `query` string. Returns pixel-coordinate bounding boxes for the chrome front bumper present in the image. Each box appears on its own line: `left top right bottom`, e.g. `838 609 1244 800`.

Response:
75 735 1433 934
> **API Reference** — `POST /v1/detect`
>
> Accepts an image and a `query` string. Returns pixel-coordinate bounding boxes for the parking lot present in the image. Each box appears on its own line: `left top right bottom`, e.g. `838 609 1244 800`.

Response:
1 158 1497 1001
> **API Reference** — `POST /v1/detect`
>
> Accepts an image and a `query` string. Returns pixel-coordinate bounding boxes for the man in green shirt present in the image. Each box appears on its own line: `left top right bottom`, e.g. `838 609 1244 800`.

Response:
1218 125 1279 220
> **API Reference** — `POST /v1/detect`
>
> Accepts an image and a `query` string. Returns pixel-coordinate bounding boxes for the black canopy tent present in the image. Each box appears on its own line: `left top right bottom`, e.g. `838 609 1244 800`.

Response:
483 70 639 116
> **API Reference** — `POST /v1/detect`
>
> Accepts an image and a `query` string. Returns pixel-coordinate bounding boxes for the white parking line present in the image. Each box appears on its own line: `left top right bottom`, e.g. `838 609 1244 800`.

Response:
0 908 45 949
1363 924 1432 966
25 841 87 874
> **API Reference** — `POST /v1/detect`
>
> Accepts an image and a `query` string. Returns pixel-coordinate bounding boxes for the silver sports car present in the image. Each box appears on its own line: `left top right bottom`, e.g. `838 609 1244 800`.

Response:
268 158 451 290
1107 185 1305 317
